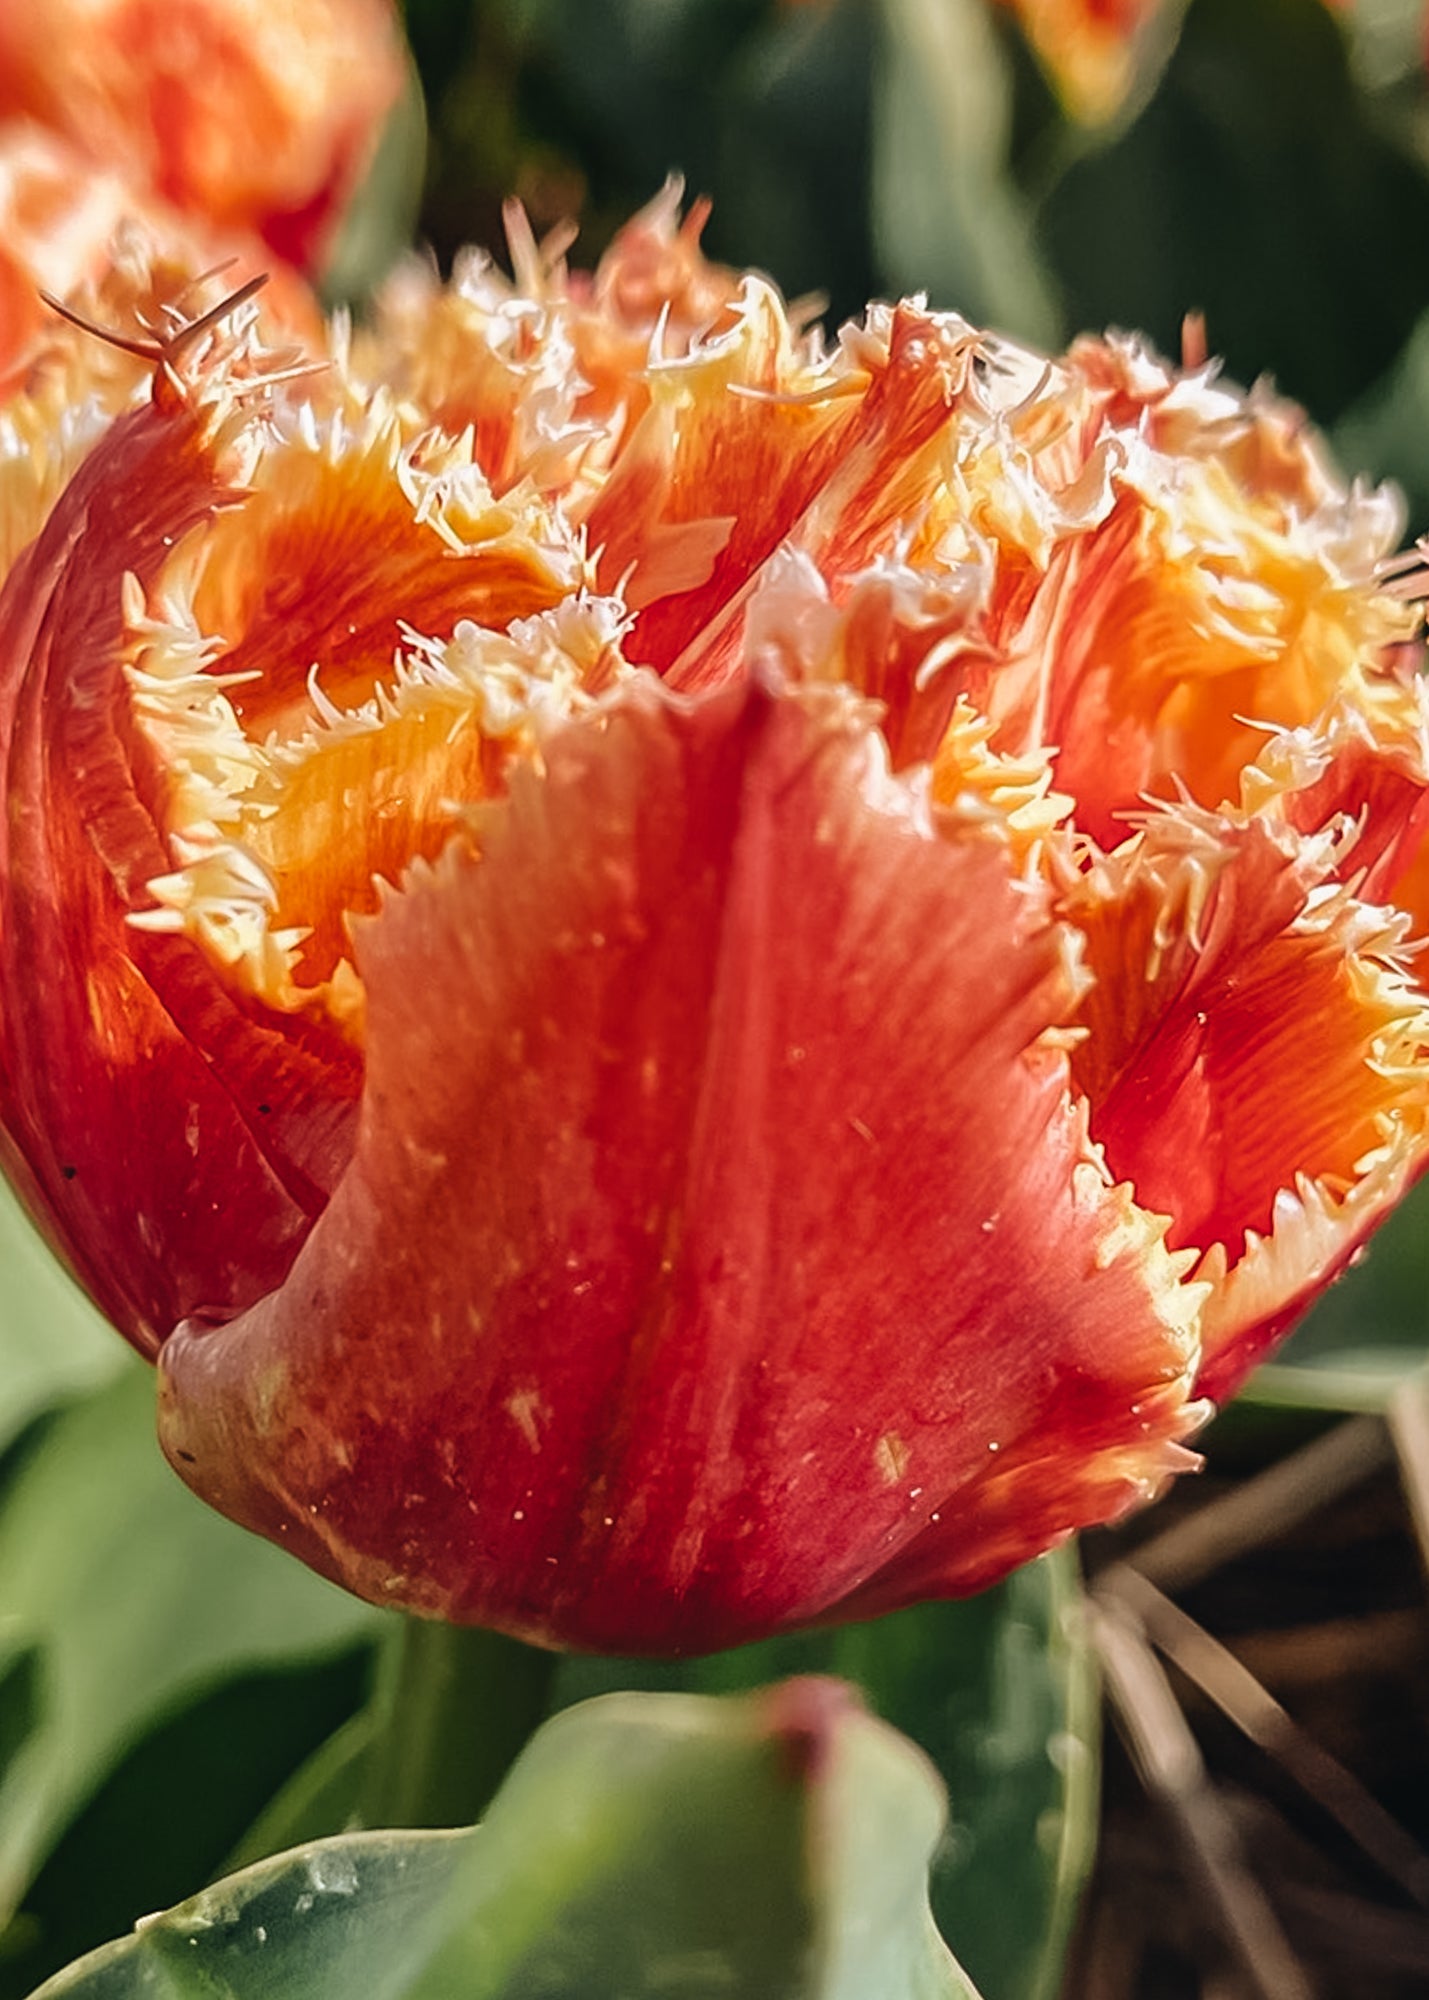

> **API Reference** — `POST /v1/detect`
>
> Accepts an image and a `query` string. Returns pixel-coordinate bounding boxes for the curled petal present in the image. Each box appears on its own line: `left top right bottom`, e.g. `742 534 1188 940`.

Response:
1060 805 1429 1402
0 340 359 1351
358 184 748 504
580 182 746 358
584 280 870 674
158 674 1202 1652
179 421 582 738
744 547 1069 859
964 333 1416 849
743 545 993 773
656 306 982 698
127 406 603 1020
1239 687 1429 935
1002 487 1410 849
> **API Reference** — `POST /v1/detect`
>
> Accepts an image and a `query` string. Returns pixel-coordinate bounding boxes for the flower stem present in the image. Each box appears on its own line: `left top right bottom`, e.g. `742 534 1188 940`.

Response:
360 1616 559 1829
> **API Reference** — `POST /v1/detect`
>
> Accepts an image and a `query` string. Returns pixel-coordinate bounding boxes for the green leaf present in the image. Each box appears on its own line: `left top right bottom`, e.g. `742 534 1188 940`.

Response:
1038 0 1429 421
707 0 880 324
1341 0 1429 93
31 1683 976 2000
220 1708 377 1877
0 1366 386 1931
1333 303 1429 539
322 56 429 309
554 1548 1096 2000
872 0 1063 346
0 1179 121 1458
2 1655 373 1999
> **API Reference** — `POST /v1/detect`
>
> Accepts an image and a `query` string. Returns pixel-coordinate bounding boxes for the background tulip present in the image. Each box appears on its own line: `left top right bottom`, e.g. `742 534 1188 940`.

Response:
0 0 405 272
0 126 318 398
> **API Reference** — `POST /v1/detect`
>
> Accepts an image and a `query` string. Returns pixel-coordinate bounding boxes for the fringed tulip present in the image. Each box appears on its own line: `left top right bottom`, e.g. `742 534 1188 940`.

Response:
2 197 1428 1652
0 125 317 399
992 0 1161 123
993 0 1352 124
0 0 404 271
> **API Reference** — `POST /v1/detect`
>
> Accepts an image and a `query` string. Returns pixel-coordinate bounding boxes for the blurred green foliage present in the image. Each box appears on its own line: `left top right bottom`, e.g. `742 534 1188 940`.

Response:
403 0 1429 489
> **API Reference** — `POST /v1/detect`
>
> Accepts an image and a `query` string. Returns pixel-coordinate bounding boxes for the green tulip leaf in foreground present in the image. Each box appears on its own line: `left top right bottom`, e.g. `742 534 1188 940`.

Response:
229 1551 1093 2000
555 1547 1094 2000
32 1681 979 2000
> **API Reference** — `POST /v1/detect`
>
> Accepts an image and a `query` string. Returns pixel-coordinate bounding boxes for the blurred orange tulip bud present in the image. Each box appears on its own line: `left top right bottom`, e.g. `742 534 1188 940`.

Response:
0 0 404 269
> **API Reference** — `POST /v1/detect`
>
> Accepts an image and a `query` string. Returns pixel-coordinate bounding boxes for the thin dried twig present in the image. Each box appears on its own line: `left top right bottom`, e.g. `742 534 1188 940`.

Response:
1387 1375 1429 1584
1100 1564 1429 1910
1273 1883 1429 1978
39 272 268 363
1091 1594 1318 2000
1230 1608 1426 1688
1126 1416 1392 1596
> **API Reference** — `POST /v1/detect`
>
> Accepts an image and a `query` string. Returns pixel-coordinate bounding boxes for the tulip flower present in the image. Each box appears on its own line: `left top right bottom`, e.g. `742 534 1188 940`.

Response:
0 0 404 272
1 197 1426 1655
0 125 319 402
992 0 1160 122
993 0 1354 123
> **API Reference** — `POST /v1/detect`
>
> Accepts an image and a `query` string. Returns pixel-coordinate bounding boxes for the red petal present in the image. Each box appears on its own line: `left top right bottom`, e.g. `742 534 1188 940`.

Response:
1061 806 1429 1405
1243 695 1429 935
0 394 359 1352
591 303 974 692
159 673 1200 1654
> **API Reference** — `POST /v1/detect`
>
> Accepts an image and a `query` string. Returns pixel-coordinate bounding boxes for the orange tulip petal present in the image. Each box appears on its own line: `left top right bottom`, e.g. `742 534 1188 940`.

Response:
157 673 1201 1651
961 337 1417 852
366 182 746 501
1240 690 1429 935
184 426 580 740
583 283 871 675
1062 806 1429 1402
126 404 611 1023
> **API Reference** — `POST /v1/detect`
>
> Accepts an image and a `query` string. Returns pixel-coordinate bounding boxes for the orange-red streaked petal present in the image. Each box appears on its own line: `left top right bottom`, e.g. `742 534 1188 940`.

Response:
1239 689 1429 936
0 376 359 1353
157 673 1202 1652
1060 804 1429 1403
183 423 582 741
661 305 980 697
584 280 871 676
